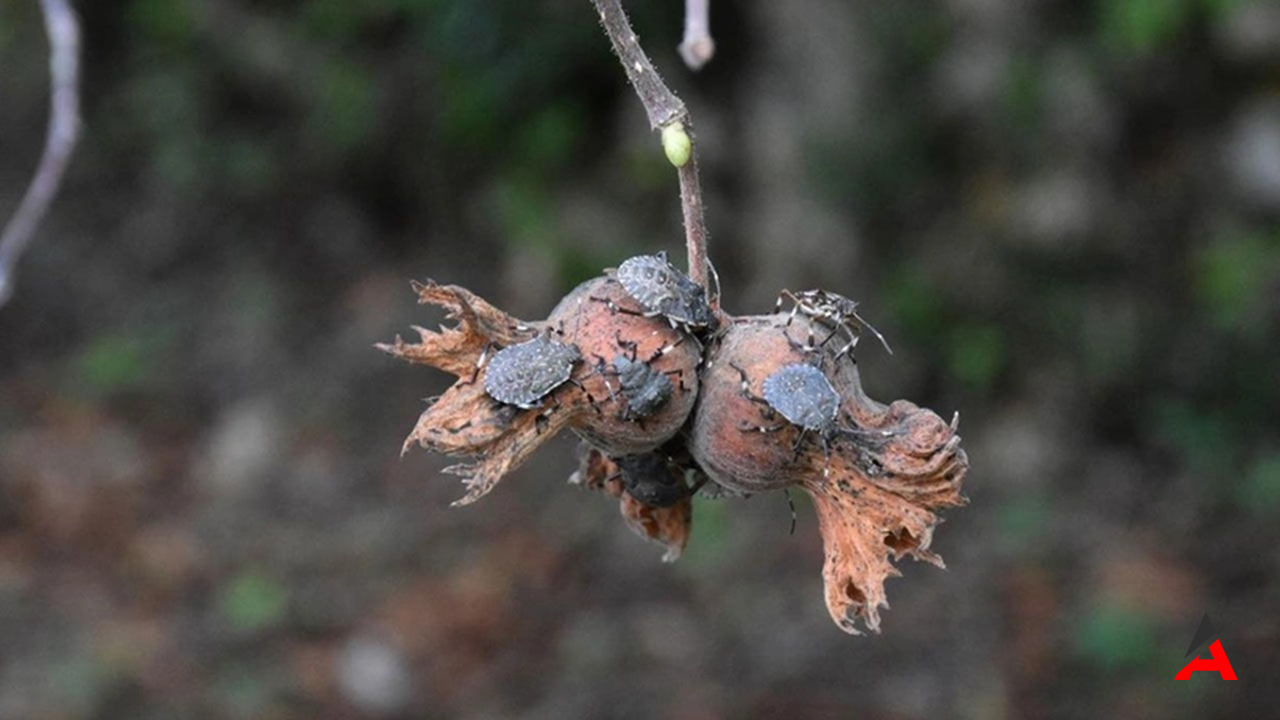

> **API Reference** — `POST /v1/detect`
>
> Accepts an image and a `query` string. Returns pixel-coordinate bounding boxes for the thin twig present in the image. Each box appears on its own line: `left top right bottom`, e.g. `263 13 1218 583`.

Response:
677 158 710 297
592 0 685 130
0 0 82 307
591 0 712 293
678 0 715 71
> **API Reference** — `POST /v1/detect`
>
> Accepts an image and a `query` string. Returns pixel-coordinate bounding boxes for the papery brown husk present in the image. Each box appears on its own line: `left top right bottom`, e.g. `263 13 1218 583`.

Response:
378 277 702 506
569 444 692 562
691 314 968 633
377 281 588 505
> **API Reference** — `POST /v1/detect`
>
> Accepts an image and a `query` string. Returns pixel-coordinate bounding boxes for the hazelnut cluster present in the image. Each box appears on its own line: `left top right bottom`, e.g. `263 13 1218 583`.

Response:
379 255 967 634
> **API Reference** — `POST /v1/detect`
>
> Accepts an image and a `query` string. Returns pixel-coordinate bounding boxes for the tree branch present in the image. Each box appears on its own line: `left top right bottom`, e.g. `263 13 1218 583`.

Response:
678 0 715 71
677 157 711 298
591 0 712 294
0 0 82 307
593 0 685 130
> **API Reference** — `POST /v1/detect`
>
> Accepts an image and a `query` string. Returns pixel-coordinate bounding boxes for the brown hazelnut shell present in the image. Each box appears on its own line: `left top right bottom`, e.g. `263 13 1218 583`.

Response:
548 277 701 457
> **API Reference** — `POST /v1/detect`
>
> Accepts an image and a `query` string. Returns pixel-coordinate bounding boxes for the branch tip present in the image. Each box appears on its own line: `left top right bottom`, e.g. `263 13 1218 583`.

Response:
679 0 716 70
591 0 712 289
0 0 82 307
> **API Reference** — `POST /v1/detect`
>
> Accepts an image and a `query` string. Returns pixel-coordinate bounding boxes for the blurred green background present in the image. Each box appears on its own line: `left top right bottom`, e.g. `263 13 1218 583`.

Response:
1 0 1278 718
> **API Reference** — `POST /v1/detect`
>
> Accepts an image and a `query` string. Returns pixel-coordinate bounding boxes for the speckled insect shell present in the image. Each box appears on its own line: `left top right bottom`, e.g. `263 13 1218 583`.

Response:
615 251 717 330
762 363 841 432
615 452 692 507
483 334 581 409
613 354 674 419
799 289 860 320
782 288 892 354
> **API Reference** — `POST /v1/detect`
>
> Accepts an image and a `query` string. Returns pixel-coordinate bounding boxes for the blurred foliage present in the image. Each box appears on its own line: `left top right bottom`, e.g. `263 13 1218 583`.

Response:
1194 230 1279 334
220 570 289 633
67 332 158 397
884 267 948 337
948 323 1008 392
1152 399 1239 481
1100 0 1250 55
128 0 196 49
997 495 1052 553
0 0 1277 718
1238 452 1280 516
680 495 733 571
1100 0 1196 55
1076 604 1161 671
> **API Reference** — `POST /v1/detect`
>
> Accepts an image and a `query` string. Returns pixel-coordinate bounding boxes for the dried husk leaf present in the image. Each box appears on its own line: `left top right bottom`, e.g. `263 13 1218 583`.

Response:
691 313 968 633
377 281 584 505
808 361 968 634
803 421 967 634
569 444 692 561
377 280 535 376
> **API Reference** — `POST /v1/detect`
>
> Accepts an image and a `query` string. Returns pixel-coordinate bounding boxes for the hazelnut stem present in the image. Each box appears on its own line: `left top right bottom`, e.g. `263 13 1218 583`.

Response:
591 0 713 295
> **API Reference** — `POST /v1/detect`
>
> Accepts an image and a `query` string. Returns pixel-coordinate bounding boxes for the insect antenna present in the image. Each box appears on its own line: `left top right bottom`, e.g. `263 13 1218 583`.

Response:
851 309 893 356
707 258 722 309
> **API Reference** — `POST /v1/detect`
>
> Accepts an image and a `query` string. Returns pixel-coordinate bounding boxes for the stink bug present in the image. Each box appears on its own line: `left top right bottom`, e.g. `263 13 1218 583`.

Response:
611 251 718 332
776 288 892 357
614 451 705 507
483 333 581 409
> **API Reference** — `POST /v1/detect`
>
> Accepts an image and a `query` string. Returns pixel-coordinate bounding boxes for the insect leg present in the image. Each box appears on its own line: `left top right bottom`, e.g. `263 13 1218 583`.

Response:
729 362 773 412
566 377 603 415
462 341 495 386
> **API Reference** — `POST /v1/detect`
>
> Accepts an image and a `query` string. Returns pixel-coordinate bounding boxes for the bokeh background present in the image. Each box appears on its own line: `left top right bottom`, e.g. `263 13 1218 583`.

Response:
2 0 1278 718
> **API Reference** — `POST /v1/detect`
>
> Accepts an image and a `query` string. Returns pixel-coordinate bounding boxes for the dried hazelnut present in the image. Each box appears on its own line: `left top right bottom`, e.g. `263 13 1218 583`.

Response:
548 277 701 457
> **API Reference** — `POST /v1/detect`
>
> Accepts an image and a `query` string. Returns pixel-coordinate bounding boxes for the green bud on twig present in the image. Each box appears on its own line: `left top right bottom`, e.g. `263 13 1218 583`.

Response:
661 123 692 168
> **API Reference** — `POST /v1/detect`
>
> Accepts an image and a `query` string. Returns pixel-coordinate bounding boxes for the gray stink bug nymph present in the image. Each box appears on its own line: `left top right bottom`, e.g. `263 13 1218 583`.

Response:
777 288 893 357
614 452 704 507
761 363 842 436
483 333 581 410
737 361 887 469
610 353 675 420
614 251 718 332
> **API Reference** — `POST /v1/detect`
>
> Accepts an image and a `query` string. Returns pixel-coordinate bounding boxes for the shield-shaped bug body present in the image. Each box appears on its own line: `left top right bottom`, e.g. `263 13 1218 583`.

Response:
777 288 892 356
615 251 718 332
746 362 888 470
762 362 841 437
483 334 581 409
615 452 701 507
611 354 675 419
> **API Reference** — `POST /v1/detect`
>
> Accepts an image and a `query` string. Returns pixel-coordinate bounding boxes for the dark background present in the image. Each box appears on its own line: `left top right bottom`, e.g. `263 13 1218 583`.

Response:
1 1 1277 718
